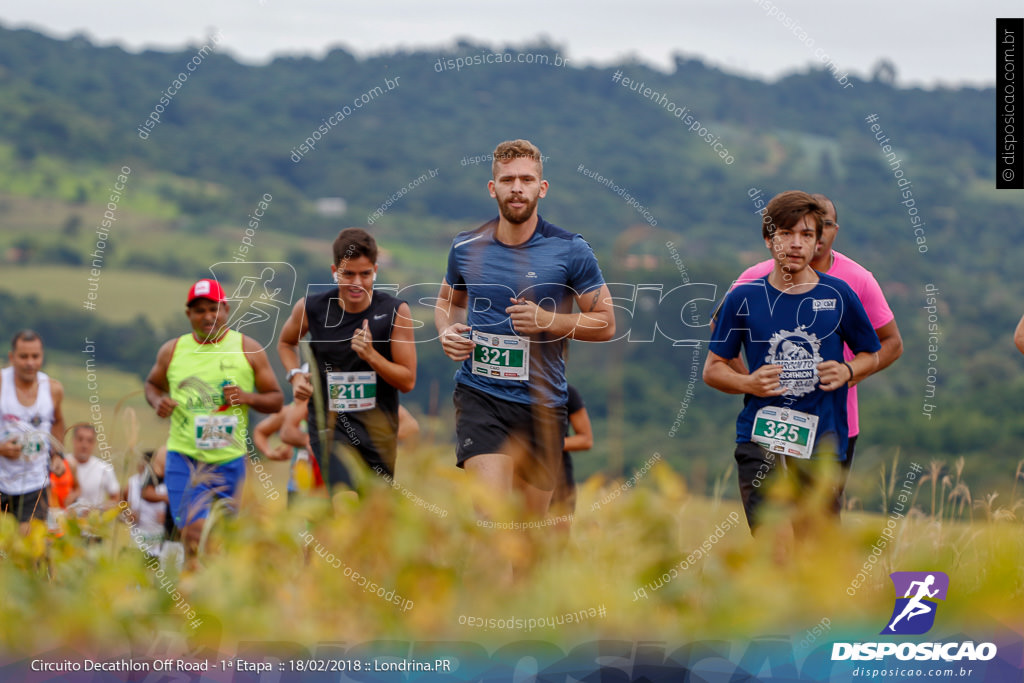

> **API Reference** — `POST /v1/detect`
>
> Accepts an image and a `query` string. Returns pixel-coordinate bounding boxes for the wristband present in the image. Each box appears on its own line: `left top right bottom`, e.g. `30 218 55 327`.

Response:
842 361 854 383
286 363 309 382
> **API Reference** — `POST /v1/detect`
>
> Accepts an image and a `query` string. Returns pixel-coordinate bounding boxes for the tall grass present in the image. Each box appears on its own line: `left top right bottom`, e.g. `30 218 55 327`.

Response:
1 434 1021 657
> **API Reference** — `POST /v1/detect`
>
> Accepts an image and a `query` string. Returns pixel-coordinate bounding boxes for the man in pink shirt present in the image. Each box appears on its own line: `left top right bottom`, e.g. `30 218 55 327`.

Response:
730 194 903 508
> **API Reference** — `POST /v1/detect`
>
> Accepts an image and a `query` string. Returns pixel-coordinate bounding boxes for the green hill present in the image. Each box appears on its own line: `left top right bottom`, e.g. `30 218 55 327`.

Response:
0 24 1014 506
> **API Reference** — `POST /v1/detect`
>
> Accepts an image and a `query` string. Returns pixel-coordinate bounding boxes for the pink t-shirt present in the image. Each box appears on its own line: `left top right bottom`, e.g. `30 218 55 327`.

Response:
734 250 893 437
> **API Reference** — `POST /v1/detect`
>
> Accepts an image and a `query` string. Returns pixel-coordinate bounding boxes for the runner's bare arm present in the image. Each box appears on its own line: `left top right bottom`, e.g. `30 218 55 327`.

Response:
839 319 901 386
703 351 785 397
817 351 878 392
874 319 903 373
280 400 310 449
141 483 167 503
253 410 290 461
573 284 616 340
435 280 474 361
64 472 80 506
351 302 417 393
141 449 168 503
145 340 179 419
726 357 749 374
505 284 616 341
233 336 284 413
277 298 313 400
1016 313 1024 355
397 404 419 443
564 405 593 452
49 378 66 457
0 372 14 458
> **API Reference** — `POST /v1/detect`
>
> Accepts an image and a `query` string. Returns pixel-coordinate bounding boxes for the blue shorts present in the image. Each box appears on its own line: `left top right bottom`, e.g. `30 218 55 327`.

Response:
165 451 246 527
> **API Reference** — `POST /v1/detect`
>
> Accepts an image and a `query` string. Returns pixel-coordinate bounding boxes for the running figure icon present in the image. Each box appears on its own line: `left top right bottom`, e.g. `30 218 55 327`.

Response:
886 574 939 632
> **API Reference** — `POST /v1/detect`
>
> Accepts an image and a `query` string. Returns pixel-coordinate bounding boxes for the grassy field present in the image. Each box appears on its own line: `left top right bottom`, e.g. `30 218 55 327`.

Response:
0 432 1020 680
0 266 190 330
0 145 181 219
0 150 1019 681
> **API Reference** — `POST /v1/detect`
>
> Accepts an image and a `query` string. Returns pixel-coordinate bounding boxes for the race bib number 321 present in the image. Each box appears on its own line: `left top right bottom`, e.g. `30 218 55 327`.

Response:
471 331 529 381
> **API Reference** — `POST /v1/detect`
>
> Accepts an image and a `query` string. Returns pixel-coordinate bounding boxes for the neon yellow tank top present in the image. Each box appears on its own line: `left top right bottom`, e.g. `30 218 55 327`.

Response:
165 330 255 463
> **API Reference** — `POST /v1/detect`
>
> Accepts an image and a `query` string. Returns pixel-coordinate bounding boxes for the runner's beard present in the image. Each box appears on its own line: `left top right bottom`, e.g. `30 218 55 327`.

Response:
498 194 538 225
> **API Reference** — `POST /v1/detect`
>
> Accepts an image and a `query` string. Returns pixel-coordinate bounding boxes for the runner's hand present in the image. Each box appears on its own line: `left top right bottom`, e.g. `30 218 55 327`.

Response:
290 373 313 401
265 444 292 461
441 323 474 361
352 319 374 361
0 437 21 460
222 384 246 407
154 396 178 419
747 364 785 397
817 361 851 392
506 297 554 335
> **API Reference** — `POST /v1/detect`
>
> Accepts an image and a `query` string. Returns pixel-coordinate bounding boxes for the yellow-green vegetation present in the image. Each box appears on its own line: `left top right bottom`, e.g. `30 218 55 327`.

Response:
0 142 276 223
0 266 191 329
0 145 180 218
966 178 1024 208
1 423 1021 658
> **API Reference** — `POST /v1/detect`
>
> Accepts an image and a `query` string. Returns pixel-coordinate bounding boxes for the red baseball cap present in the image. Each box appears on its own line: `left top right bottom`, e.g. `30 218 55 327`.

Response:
186 278 227 305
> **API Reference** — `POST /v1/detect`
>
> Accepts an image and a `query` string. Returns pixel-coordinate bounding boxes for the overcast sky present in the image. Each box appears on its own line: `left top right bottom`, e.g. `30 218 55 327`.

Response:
0 0 1015 87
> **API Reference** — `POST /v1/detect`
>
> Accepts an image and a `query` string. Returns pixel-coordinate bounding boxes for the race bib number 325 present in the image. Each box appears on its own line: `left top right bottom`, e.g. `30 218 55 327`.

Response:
751 406 818 459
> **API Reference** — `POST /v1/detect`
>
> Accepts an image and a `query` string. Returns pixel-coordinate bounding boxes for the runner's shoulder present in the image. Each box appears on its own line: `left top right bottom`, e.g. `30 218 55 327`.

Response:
830 250 866 272
816 271 860 300
830 250 884 291
157 336 184 360
240 333 270 355
450 218 497 248
372 289 406 310
534 216 578 242
720 275 768 309
304 285 336 308
736 259 773 285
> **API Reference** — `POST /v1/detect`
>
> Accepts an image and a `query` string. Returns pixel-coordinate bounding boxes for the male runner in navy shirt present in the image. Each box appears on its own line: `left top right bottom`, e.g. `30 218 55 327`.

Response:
435 140 615 562
704 190 880 535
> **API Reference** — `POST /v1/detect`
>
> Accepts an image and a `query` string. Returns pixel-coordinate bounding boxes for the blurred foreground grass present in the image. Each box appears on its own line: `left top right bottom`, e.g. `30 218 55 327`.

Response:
1 441 1022 657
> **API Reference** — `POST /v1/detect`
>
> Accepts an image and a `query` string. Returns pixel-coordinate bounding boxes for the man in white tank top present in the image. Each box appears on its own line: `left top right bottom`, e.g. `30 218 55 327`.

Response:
0 330 66 533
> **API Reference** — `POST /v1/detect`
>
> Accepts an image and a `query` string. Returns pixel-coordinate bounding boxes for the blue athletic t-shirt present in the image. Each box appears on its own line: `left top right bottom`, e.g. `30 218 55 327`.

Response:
445 216 605 406
708 273 880 459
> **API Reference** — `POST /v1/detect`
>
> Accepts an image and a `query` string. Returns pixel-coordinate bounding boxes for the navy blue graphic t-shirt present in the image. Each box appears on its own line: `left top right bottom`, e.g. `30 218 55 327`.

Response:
709 273 880 459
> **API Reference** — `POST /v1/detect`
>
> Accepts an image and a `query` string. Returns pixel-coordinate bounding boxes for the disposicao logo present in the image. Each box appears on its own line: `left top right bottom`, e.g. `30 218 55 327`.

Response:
832 571 998 663
882 571 948 635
